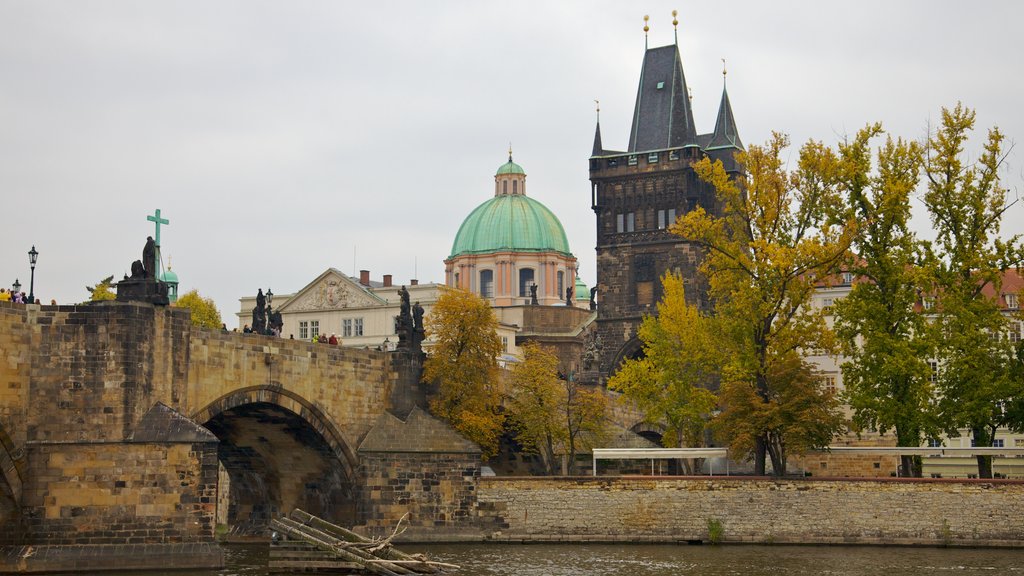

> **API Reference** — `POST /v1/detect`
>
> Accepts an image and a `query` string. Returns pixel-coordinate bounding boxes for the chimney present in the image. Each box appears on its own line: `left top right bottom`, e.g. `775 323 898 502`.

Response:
410 279 419 286
383 274 393 287
359 270 370 286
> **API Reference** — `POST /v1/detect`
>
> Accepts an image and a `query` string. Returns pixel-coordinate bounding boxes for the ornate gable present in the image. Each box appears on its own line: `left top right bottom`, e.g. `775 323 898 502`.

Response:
280 269 382 312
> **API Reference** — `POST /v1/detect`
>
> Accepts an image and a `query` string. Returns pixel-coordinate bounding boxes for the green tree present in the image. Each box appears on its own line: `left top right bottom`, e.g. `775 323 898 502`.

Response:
86 275 116 302
831 124 938 477
675 132 852 475
422 287 504 459
608 271 718 472
174 289 223 329
923 104 1024 478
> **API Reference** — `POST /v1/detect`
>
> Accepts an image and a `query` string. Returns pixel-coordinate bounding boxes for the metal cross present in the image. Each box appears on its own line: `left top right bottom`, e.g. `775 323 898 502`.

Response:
147 209 170 247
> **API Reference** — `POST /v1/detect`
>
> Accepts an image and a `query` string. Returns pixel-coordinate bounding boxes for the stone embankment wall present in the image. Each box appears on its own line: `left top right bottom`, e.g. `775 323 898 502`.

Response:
475 477 1024 546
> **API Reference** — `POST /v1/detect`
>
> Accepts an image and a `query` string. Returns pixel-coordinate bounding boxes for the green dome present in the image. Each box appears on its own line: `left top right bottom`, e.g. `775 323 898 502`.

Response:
496 159 525 175
575 277 589 301
450 195 572 258
160 269 179 284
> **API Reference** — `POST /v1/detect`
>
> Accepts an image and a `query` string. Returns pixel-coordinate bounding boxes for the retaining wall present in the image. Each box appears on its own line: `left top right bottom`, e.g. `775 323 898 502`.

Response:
475 476 1024 546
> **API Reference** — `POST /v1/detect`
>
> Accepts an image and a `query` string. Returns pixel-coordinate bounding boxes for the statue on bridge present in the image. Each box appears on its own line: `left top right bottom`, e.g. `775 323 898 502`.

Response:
117 236 169 305
396 286 414 350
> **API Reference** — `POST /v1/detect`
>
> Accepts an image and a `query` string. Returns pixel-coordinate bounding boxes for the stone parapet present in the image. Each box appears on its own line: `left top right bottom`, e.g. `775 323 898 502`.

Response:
0 542 222 573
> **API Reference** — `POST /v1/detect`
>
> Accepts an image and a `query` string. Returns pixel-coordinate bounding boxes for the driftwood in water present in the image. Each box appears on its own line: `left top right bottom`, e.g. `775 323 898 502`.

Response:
269 509 457 575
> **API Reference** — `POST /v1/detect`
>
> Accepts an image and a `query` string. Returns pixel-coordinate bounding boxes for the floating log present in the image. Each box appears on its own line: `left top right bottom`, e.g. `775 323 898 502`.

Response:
269 509 457 575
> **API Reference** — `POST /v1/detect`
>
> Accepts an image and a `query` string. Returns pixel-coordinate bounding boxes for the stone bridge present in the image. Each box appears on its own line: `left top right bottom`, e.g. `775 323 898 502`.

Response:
0 300 480 570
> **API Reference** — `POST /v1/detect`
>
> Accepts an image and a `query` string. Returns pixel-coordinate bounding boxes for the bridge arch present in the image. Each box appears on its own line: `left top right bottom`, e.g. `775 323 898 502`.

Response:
610 336 645 374
192 385 361 532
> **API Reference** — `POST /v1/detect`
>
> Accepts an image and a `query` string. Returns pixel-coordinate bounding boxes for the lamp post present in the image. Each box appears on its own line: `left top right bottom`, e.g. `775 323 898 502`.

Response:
12 278 21 295
266 288 273 308
27 246 38 304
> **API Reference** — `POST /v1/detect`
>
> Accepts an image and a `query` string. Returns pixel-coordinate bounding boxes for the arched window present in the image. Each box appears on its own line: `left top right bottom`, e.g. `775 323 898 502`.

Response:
480 270 494 298
519 268 535 297
557 271 565 296
503 181 508 194
513 180 518 194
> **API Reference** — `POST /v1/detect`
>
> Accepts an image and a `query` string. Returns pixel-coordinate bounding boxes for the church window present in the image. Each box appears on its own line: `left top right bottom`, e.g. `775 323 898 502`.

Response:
557 271 564 296
616 213 624 233
648 152 659 163
658 210 666 229
480 270 494 298
503 181 508 194
513 180 518 194
519 268 535 298
310 320 320 339
355 318 363 337
454 272 460 287
343 319 352 337
627 212 635 233
299 321 309 340
668 208 676 224
627 155 638 166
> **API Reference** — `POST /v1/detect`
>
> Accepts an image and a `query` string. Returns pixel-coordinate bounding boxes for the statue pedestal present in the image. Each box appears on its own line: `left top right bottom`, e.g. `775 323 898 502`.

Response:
116 278 170 306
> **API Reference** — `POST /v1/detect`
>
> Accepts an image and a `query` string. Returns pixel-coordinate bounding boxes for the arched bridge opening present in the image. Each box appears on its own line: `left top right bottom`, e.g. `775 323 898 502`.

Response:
194 387 359 536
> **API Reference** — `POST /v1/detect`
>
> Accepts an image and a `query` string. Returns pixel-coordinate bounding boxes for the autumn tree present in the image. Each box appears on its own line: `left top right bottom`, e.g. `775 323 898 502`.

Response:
174 289 223 329
608 271 718 472
86 275 116 302
422 288 504 459
506 343 608 475
831 124 938 477
923 104 1024 478
674 132 852 475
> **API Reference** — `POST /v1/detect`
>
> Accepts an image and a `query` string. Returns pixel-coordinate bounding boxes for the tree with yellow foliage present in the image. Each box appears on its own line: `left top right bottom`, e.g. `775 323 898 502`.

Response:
422 288 504 459
507 342 608 474
608 271 717 473
674 132 851 475
174 289 223 329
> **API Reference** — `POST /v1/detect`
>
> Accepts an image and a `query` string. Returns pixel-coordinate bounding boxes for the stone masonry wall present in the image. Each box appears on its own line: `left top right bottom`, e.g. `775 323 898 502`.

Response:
20 441 218 545
358 452 482 539
476 477 1024 546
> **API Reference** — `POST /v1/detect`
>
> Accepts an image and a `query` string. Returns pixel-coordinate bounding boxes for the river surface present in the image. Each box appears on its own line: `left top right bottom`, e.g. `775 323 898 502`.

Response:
39 543 1024 576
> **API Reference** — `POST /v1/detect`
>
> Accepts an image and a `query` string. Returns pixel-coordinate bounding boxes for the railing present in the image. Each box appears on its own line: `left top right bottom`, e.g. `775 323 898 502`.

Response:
592 448 729 477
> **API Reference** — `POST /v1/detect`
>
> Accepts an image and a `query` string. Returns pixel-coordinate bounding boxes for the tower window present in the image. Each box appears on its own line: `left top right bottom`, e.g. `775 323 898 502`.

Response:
480 270 494 298
658 210 666 229
513 180 518 194
628 155 638 166
503 181 508 194
648 152 659 163
616 213 624 233
557 271 564 296
627 212 635 233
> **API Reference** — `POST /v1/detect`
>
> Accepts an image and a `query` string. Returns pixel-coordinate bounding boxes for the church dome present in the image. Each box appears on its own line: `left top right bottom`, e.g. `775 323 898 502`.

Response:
575 276 589 301
160 269 179 284
450 194 571 258
449 156 572 258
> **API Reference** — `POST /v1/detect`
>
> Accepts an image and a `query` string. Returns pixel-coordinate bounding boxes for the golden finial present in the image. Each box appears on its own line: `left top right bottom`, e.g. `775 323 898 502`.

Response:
595 99 600 122
672 10 678 27
722 58 727 77
167 256 173 270
672 10 679 44
643 14 650 48
508 142 513 162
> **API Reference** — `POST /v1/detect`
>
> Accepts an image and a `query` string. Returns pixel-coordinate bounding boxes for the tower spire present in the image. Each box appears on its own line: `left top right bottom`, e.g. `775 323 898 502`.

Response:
592 100 603 157
708 61 743 152
643 15 649 49
672 10 678 44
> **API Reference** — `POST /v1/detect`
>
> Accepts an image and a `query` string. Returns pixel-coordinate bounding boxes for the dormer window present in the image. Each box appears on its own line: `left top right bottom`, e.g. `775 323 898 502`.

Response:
628 155 638 166
1005 293 1018 310
841 272 853 285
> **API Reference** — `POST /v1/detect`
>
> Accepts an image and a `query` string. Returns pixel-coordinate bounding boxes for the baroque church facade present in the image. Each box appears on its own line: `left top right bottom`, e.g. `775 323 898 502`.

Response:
590 32 742 380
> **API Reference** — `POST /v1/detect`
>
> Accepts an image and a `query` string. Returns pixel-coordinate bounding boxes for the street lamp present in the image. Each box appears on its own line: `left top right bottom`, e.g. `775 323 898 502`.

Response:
266 288 273 307
27 246 38 304
12 278 21 295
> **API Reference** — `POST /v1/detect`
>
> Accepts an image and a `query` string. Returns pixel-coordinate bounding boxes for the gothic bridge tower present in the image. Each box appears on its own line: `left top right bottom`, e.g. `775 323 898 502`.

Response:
589 16 743 381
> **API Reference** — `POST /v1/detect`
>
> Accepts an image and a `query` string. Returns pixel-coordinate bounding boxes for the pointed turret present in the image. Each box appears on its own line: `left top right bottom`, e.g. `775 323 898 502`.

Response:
592 114 603 157
707 80 742 151
627 43 697 152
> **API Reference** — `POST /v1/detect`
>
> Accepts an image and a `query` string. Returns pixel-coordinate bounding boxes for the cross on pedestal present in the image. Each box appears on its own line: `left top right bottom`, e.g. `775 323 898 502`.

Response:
147 209 170 247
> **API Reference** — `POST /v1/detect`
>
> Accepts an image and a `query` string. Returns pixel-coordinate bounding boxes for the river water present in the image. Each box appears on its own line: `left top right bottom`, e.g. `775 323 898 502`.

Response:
41 543 1024 576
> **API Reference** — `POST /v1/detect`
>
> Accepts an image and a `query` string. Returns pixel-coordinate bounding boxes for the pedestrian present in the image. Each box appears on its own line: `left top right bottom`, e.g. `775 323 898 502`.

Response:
0 289 9 302
243 324 252 334
328 334 338 345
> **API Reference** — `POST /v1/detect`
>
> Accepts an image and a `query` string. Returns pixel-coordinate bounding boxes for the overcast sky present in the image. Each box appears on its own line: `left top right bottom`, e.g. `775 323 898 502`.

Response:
2 1 1022 321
